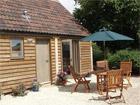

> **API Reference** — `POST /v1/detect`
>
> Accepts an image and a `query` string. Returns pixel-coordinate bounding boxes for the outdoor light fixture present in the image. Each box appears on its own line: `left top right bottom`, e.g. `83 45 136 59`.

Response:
26 38 34 44
22 10 31 22
23 10 28 15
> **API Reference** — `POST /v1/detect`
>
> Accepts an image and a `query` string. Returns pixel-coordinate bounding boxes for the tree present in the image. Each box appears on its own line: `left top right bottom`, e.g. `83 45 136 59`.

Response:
74 0 140 50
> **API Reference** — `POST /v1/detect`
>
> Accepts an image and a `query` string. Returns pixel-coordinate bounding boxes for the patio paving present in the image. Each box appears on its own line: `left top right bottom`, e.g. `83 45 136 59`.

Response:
0 75 140 105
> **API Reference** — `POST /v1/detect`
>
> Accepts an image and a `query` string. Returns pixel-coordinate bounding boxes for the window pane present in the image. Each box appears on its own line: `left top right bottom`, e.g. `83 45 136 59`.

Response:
11 39 21 51
11 39 23 58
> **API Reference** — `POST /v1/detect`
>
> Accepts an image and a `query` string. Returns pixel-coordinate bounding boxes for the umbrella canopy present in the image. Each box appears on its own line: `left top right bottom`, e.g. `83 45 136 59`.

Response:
81 28 134 59
81 30 134 41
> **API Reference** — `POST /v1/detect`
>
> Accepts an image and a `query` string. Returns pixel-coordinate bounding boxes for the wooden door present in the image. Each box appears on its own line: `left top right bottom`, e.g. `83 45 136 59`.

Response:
36 40 50 83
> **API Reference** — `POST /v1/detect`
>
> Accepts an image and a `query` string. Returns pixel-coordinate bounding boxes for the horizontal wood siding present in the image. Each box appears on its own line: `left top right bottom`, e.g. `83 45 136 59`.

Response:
0 36 36 93
50 38 56 82
79 42 92 74
50 38 62 83
58 39 62 71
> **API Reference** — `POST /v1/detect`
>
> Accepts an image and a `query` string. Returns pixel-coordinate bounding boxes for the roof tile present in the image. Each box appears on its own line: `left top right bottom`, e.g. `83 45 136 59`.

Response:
0 0 89 36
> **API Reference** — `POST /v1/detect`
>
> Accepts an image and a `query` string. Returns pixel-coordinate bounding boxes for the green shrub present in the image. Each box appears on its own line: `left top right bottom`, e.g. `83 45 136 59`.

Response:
107 50 140 74
93 43 104 65
12 83 27 96
129 51 140 68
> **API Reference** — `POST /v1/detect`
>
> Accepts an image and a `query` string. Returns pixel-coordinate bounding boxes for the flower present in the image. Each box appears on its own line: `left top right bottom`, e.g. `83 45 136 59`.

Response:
55 70 67 85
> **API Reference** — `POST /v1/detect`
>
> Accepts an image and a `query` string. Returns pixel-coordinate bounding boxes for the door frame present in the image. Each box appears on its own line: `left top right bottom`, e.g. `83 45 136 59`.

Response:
35 38 51 84
62 39 73 68
72 40 80 73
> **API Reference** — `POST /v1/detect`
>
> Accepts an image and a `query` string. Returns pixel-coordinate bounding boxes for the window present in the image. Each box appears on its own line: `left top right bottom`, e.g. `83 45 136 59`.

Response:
11 38 24 58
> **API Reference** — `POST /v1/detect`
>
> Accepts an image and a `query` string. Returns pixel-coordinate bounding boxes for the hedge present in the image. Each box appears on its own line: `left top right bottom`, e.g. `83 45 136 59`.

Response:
107 50 140 75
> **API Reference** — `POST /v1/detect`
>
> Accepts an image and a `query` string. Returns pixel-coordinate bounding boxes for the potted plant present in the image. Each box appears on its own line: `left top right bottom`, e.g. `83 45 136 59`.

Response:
31 79 39 92
55 70 67 86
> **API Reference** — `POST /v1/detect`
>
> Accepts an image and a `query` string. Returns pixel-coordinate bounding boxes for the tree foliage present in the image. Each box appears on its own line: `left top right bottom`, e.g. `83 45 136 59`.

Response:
74 0 140 50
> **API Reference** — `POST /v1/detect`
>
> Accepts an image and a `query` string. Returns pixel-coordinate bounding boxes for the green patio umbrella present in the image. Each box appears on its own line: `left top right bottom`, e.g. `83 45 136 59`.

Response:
81 28 134 58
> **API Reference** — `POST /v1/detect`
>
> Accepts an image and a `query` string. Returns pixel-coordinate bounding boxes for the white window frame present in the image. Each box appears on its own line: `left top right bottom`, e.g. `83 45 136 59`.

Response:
10 38 24 59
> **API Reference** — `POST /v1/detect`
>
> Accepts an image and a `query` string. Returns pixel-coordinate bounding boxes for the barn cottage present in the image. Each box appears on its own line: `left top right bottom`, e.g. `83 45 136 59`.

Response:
0 0 92 93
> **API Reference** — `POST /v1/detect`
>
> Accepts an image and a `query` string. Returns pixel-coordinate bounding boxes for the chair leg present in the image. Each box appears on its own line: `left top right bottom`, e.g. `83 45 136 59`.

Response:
106 91 112 105
98 84 104 95
106 90 109 100
97 75 102 91
123 77 132 89
120 87 125 103
108 96 112 105
73 84 78 92
127 79 132 87
86 83 90 92
126 74 132 87
83 83 88 92
86 83 90 90
121 94 125 103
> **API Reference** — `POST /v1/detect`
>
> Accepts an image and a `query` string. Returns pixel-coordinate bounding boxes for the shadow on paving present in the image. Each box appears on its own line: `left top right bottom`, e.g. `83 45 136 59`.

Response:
56 82 100 94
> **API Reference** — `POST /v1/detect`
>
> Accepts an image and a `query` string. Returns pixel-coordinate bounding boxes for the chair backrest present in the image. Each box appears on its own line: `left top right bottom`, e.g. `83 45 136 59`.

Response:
120 61 132 75
68 65 79 83
106 70 123 89
96 60 109 70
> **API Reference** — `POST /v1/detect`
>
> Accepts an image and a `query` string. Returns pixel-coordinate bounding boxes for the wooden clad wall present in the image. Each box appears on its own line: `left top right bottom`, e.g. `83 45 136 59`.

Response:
79 42 92 74
58 39 62 72
50 38 56 82
50 38 62 83
0 36 36 93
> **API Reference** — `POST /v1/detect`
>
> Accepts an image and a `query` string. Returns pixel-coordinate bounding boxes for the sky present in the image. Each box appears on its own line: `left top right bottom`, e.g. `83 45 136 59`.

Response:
58 0 76 14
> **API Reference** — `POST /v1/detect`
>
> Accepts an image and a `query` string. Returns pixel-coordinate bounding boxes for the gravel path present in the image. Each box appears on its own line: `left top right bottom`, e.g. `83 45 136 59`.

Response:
0 75 140 105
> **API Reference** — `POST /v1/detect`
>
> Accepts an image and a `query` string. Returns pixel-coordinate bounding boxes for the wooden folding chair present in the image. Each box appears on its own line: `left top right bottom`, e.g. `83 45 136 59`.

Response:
69 66 90 92
105 70 125 104
96 60 109 71
120 61 132 87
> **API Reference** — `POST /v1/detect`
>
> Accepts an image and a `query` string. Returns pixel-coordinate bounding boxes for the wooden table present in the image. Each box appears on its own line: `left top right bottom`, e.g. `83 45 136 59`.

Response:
88 70 107 95
96 71 107 95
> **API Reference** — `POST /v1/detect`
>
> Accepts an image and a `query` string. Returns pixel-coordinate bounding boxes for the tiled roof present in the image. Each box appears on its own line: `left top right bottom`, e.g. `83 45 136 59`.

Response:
0 0 89 36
